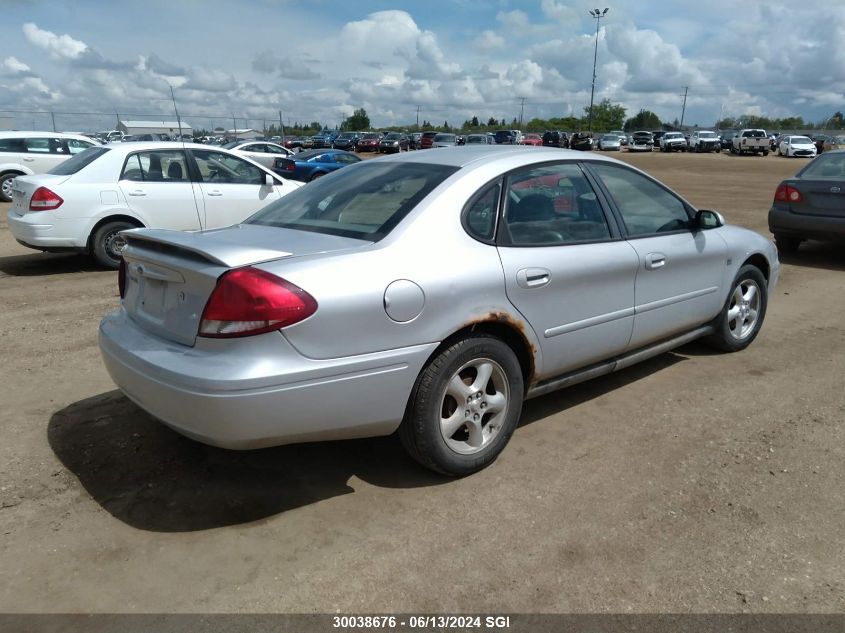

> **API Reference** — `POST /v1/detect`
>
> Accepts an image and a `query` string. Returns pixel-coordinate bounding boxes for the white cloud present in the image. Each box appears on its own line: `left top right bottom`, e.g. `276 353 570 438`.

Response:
22 22 87 60
474 30 505 52
3 56 31 73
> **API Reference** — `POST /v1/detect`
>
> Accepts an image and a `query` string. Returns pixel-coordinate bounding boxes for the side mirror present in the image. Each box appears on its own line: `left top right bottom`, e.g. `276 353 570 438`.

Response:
696 209 724 229
265 173 275 187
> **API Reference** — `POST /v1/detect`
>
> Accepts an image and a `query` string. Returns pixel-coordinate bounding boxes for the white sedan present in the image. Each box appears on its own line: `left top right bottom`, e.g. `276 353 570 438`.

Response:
7 142 301 268
221 140 293 168
777 136 817 158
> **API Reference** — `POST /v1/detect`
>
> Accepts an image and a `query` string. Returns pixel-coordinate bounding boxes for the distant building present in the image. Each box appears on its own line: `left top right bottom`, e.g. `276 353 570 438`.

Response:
117 120 193 137
226 128 262 140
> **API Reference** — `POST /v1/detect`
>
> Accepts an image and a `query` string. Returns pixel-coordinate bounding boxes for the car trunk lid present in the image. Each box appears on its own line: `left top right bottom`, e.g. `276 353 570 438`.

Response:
791 179 845 217
120 225 370 346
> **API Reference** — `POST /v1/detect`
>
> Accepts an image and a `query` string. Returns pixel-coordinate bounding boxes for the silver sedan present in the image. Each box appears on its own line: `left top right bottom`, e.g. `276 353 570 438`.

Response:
99 147 779 476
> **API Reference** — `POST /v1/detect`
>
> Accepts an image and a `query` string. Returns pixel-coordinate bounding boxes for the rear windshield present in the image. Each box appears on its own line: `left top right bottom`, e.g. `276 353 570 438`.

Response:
48 146 110 175
434 134 456 142
742 130 766 138
801 154 845 179
246 162 459 240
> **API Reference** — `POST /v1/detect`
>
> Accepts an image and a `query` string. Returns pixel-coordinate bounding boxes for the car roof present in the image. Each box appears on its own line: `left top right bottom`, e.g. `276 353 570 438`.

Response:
367 145 626 169
0 130 96 141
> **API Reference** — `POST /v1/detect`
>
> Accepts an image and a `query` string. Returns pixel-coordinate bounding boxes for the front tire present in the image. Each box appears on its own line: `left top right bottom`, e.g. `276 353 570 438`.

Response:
705 265 768 352
92 220 136 269
399 335 524 476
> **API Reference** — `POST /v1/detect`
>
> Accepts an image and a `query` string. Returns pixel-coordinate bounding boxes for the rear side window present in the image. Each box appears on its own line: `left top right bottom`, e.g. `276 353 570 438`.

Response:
24 138 52 153
0 137 26 152
48 146 110 175
191 149 264 185
121 150 189 182
504 162 611 246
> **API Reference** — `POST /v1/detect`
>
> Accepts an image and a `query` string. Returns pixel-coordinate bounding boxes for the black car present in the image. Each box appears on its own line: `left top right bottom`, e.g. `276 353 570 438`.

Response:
768 150 845 253
332 132 362 151
542 130 568 148
569 132 593 151
493 130 515 144
378 132 409 153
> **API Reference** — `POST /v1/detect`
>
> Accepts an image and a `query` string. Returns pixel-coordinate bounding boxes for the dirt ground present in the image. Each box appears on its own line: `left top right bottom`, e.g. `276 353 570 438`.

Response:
0 150 843 615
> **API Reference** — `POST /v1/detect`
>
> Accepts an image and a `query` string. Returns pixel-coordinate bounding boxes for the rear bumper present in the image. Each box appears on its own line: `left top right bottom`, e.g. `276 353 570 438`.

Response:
99 309 437 449
768 206 845 241
7 209 88 250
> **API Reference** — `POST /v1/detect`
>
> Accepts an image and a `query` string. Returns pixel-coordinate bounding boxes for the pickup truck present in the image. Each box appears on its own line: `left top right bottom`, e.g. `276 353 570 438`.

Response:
732 129 769 156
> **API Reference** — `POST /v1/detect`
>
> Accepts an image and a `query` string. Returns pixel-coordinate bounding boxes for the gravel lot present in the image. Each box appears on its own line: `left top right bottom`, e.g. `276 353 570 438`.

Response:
0 150 843 614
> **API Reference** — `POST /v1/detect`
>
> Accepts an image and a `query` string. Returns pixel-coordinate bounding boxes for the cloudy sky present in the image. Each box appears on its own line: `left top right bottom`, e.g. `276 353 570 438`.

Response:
1 0 843 133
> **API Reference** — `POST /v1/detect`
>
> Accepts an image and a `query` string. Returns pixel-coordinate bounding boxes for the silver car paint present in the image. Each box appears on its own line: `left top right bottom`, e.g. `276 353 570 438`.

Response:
100 146 779 449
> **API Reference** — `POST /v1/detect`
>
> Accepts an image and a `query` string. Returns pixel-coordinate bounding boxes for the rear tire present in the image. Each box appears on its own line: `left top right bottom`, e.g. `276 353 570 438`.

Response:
0 172 21 202
399 335 524 476
92 220 136 269
705 265 768 352
774 234 801 253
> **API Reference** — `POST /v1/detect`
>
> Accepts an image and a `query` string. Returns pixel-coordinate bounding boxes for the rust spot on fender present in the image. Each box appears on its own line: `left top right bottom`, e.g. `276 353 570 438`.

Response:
465 311 538 384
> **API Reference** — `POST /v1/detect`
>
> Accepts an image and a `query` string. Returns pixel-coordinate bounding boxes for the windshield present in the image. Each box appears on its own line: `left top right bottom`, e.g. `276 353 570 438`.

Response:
362 133 380 139
48 146 110 175
246 162 459 240
383 133 402 140
664 133 682 139
434 134 455 142
791 136 812 144
601 135 618 141
801 153 845 179
467 135 487 143
699 132 717 138
743 130 766 138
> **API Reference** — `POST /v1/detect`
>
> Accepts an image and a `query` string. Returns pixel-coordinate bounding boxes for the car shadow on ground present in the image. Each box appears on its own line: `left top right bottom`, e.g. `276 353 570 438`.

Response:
777 241 845 272
0 252 102 276
48 391 450 533
49 352 690 533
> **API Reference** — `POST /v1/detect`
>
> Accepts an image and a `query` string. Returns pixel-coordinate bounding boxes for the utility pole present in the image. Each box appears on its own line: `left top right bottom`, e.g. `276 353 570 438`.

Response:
50 111 56 132
587 8 609 134
519 97 526 127
416 105 420 128
679 86 688 130
279 110 285 137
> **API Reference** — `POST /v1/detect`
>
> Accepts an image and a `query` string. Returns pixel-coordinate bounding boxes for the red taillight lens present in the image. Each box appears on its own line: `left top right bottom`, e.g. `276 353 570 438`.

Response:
774 184 803 204
198 267 317 338
118 258 126 299
29 187 64 211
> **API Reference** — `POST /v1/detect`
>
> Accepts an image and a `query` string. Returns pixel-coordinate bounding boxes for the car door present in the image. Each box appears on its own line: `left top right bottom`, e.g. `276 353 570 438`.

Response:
22 137 69 172
188 148 283 227
587 162 728 348
493 162 640 378
119 149 203 230
236 143 271 168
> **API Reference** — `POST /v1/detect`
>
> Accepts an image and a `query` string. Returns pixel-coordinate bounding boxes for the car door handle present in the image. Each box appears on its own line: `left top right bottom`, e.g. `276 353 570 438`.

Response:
516 268 551 289
23 157 35 162
127 189 146 196
645 253 666 270
206 190 223 197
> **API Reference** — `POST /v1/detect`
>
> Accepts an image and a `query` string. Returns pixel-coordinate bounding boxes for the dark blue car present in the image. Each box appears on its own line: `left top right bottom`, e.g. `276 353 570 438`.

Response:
272 149 361 182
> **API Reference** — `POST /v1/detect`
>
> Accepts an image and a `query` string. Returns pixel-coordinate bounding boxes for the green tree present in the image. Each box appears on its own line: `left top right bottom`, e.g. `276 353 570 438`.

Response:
487 116 497 126
343 108 370 131
584 98 626 132
624 110 662 131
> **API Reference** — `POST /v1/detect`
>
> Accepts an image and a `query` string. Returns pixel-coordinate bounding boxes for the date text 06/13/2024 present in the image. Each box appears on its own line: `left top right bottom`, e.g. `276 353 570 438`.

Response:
332 615 511 629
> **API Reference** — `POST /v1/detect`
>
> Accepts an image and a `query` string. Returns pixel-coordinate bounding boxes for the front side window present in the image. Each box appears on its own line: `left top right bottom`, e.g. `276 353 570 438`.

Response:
590 163 690 237
503 162 611 246
247 162 458 240
191 150 264 184
121 150 189 182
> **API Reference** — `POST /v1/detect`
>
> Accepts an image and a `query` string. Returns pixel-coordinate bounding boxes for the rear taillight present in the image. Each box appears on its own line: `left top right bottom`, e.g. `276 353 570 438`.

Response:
118 258 126 299
29 187 64 211
198 267 317 338
774 184 803 204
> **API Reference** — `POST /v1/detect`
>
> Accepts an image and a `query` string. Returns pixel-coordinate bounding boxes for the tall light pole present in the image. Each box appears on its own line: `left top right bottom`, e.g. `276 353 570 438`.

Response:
587 7 609 134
